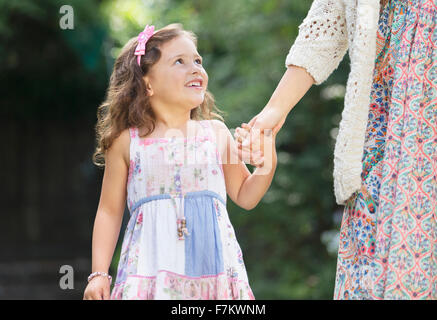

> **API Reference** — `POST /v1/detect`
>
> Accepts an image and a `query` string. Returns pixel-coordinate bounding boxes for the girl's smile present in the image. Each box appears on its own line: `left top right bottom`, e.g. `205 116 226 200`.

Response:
185 78 204 90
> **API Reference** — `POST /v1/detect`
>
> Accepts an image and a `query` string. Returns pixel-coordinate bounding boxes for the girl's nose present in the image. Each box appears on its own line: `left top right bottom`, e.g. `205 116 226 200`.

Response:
191 62 202 74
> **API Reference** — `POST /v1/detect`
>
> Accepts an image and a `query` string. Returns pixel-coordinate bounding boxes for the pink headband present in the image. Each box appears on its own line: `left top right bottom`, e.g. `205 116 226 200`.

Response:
134 25 155 66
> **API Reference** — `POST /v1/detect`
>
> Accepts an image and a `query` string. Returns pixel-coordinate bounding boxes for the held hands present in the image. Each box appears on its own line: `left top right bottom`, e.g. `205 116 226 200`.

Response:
234 108 286 167
234 123 267 167
83 276 111 300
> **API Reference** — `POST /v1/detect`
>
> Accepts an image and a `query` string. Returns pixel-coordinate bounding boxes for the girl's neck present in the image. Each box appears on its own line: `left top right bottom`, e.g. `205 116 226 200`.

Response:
156 117 191 130
140 118 202 139
152 104 192 129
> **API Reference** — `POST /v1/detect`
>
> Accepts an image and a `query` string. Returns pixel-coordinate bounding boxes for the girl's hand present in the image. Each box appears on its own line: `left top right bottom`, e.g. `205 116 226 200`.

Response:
235 124 266 167
83 276 111 300
235 122 278 168
235 108 286 156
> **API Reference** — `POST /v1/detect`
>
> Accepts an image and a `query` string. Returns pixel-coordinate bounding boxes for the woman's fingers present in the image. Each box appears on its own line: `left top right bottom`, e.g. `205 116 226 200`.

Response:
248 115 258 127
272 116 286 136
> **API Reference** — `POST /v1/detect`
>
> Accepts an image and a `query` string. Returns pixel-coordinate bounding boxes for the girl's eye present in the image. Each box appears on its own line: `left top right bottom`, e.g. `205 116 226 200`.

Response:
195 58 202 64
175 58 183 64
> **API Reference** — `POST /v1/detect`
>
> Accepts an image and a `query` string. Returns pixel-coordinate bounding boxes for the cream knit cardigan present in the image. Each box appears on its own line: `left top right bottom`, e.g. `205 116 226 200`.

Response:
286 0 381 205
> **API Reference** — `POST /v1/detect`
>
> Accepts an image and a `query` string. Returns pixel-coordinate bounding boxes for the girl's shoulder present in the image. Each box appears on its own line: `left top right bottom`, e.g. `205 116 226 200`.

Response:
110 128 131 167
207 119 232 156
207 119 229 134
209 119 233 145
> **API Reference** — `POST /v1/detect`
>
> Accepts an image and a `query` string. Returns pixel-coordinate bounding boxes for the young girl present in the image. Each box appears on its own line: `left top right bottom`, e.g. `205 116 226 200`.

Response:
83 24 278 300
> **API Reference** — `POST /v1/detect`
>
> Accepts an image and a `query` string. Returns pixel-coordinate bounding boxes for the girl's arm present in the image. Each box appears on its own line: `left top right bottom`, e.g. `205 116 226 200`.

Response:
86 129 130 299
212 120 277 211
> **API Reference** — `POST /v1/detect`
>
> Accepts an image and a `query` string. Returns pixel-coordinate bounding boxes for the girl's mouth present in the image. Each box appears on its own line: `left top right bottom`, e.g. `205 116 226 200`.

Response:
185 79 203 90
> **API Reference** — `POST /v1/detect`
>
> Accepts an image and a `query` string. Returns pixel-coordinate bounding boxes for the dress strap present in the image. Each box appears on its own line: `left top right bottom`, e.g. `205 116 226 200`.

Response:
128 127 139 142
199 120 217 144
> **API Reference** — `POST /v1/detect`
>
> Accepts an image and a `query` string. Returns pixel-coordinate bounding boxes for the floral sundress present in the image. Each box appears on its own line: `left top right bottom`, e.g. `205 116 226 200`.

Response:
334 0 437 299
110 120 255 300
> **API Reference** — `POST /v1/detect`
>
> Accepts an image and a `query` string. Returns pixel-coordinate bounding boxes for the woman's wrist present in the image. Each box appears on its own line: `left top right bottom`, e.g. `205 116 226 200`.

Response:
263 103 288 119
264 66 314 119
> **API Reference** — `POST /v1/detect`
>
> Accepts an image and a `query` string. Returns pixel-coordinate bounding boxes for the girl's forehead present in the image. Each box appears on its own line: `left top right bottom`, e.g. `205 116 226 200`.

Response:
161 35 199 57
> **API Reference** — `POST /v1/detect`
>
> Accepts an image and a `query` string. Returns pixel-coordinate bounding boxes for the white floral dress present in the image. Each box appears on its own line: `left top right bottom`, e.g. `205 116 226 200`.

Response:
110 120 255 300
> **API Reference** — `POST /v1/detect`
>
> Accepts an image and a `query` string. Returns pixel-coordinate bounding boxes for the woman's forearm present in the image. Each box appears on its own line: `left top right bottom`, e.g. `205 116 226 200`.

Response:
91 209 124 273
266 65 314 117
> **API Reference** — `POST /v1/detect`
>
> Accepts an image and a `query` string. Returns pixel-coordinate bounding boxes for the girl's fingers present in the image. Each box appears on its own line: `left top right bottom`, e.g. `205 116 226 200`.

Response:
240 139 262 153
103 286 111 300
234 127 248 143
238 147 265 167
242 131 263 151
239 127 250 136
251 150 262 164
93 293 102 300
234 127 241 138
241 123 251 130
251 151 264 167
235 123 252 144
238 148 252 164
92 287 104 300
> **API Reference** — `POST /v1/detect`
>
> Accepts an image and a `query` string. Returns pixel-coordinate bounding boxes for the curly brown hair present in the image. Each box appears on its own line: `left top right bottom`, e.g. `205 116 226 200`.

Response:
93 24 224 167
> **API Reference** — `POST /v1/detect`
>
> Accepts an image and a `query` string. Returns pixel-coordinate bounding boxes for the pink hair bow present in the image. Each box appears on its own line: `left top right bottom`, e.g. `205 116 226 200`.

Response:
134 25 155 66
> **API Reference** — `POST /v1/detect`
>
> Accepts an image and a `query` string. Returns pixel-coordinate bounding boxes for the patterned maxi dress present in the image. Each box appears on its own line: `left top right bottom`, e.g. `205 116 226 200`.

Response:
334 0 437 299
110 120 255 300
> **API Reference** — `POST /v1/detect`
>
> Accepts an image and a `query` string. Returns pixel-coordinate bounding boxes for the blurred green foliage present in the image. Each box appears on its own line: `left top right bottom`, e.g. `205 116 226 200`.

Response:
2 0 351 299
0 0 108 119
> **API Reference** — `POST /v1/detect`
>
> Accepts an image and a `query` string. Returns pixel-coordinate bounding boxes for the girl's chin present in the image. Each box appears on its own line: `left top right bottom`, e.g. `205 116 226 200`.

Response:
187 97 205 107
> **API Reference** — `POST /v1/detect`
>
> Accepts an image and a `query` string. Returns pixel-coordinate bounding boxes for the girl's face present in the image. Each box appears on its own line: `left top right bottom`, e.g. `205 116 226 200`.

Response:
145 35 208 112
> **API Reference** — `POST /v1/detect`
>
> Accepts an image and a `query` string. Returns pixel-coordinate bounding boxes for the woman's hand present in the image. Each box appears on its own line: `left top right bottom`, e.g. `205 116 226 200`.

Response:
83 276 111 300
246 108 287 137
234 108 286 165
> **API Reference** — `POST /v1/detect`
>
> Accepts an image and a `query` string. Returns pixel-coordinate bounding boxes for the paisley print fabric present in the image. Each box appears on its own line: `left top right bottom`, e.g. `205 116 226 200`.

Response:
334 0 437 300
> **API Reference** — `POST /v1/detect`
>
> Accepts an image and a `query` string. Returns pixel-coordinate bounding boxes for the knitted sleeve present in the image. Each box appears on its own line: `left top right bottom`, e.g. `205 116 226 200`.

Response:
285 0 349 85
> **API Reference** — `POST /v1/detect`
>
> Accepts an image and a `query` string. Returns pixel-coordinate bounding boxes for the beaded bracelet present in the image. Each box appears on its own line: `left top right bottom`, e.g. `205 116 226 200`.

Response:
87 271 112 285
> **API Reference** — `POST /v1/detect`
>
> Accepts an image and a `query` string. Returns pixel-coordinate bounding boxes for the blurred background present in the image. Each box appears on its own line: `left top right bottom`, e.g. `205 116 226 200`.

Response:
0 0 350 299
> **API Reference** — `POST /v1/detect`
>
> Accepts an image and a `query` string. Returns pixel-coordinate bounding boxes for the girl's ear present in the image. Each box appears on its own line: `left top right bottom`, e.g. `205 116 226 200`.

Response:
143 76 154 97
